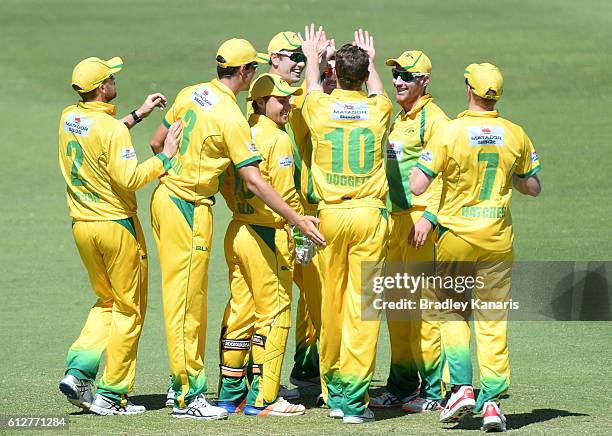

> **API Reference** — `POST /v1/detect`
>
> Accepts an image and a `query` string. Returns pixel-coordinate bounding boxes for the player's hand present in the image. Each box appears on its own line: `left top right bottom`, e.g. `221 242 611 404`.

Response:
161 121 183 160
298 24 329 62
353 29 375 62
138 93 168 119
326 38 336 62
409 217 433 249
294 214 326 246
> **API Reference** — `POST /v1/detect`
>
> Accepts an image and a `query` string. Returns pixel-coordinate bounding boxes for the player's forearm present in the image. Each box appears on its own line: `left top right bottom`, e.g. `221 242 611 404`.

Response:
512 173 541 197
365 63 384 96
303 50 323 93
410 167 434 196
150 124 169 155
111 154 170 191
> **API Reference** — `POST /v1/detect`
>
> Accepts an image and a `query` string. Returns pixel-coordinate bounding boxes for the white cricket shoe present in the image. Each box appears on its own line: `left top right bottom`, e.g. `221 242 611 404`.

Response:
58 375 95 410
89 394 146 416
440 385 476 423
402 397 442 413
329 408 344 419
172 394 229 420
342 407 375 424
482 401 507 432
243 397 306 416
369 389 418 408
279 385 300 400
166 386 175 407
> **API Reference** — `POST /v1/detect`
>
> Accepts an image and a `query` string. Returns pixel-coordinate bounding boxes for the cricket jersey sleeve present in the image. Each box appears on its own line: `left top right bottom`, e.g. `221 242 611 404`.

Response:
269 133 303 215
223 112 262 169
219 166 237 213
416 126 446 178
107 122 170 191
301 90 323 129
422 175 442 225
515 130 541 178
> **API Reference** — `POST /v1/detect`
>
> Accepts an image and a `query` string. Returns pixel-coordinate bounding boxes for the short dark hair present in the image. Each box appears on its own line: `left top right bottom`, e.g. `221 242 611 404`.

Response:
251 97 270 115
334 44 369 90
216 55 241 78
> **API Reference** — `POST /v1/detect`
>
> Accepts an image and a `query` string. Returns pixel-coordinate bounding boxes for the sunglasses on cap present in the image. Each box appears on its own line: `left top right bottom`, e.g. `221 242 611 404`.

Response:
392 68 426 82
320 65 334 82
274 51 307 63
246 62 259 70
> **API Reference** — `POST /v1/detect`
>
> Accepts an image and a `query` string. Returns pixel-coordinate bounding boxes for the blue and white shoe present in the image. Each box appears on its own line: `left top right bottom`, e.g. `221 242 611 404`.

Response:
58 375 95 410
243 397 305 416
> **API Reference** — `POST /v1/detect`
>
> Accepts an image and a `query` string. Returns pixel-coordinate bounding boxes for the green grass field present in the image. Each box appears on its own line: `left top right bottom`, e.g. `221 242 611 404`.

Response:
2 0 611 434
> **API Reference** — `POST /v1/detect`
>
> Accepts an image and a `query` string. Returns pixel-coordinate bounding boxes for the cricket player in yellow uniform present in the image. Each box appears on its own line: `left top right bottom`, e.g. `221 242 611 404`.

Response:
149 39 324 420
58 56 182 415
246 31 322 390
411 63 542 432
217 74 306 416
370 50 449 412
301 26 392 424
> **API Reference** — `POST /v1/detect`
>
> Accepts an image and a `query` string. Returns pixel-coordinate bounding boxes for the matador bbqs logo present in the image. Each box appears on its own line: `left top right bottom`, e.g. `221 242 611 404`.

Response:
64 113 93 137
192 86 220 112
468 125 504 146
330 101 369 120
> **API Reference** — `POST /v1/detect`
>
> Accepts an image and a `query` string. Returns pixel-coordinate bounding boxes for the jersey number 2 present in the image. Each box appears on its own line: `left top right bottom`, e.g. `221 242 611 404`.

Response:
66 140 87 186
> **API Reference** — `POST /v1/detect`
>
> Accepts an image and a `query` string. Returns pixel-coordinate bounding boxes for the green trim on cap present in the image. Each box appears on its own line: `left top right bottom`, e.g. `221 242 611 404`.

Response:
403 52 423 70
256 54 270 62
282 32 301 48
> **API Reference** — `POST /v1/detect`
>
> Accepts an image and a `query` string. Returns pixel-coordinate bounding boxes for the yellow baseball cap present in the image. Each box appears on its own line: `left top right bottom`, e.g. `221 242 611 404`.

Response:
386 50 431 74
268 31 301 53
71 56 123 93
247 73 303 101
216 38 267 67
464 63 503 100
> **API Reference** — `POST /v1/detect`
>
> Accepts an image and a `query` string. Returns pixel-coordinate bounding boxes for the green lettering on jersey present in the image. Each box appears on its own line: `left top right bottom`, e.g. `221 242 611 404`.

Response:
477 152 499 200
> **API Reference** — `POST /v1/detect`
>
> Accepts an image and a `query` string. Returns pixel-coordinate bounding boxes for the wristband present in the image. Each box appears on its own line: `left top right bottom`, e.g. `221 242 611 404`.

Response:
131 110 142 123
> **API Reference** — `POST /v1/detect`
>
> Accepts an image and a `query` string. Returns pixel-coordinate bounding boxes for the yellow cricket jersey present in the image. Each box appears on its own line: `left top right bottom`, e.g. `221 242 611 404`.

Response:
161 79 261 205
220 114 302 226
416 110 541 252
386 95 449 223
58 101 171 221
286 82 319 212
302 89 392 209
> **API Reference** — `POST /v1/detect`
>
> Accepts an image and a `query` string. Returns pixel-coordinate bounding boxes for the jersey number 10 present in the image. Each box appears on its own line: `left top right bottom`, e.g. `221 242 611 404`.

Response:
324 127 376 174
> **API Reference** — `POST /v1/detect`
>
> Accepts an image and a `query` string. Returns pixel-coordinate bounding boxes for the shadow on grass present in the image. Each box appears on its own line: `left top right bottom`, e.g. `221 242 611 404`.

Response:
445 409 590 431
130 394 169 411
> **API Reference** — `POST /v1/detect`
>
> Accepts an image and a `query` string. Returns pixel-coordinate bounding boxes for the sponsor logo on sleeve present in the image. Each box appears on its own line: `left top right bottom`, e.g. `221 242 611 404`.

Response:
530 151 539 163
192 87 220 112
120 147 137 160
420 150 434 163
330 101 369 120
468 126 504 146
279 156 293 168
248 142 258 153
387 140 403 161
64 113 93 137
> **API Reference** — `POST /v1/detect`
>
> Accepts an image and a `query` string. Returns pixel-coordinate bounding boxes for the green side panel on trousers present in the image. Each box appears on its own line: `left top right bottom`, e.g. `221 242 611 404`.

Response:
113 217 136 239
169 195 195 230
387 361 420 398
476 374 509 412
172 370 208 406
249 224 276 254
65 348 101 382
445 344 472 387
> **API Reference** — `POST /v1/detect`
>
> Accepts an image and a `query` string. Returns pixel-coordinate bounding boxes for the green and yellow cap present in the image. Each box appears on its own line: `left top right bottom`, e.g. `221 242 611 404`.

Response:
386 50 431 74
216 38 268 67
464 63 503 100
247 73 303 101
71 56 123 93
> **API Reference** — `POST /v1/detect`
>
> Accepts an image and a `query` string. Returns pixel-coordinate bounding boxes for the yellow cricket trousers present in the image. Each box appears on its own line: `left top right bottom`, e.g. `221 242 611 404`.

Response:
66 217 147 403
318 206 388 417
218 220 294 407
385 208 446 401
151 183 212 408
435 228 513 412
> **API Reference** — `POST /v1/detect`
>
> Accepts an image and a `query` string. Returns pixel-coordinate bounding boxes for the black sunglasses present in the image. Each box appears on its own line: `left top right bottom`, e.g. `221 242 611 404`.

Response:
276 51 307 63
392 68 419 82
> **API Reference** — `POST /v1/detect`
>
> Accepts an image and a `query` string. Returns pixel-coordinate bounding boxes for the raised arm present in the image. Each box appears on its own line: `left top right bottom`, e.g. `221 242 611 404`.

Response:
353 29 384 96
121 93 168 130
298 24 329 93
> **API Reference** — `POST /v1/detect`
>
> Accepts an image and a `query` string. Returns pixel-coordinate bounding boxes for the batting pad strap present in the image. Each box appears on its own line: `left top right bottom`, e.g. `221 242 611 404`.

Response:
219 365 246 378
251 364 263 375
221 338 251 351
252 334 267 348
